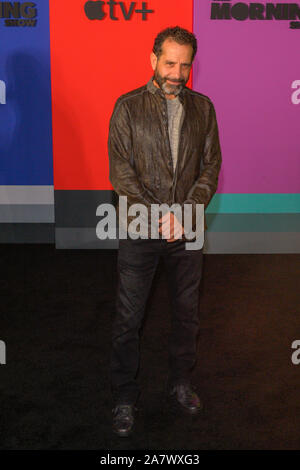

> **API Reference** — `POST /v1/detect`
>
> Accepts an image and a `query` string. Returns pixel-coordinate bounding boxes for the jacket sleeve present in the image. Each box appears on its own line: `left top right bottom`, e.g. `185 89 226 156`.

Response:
108 98 161 208
182 100 222 229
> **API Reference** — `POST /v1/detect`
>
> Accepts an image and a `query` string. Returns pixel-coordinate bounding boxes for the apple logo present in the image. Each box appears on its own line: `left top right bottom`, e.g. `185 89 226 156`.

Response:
84 1 106 20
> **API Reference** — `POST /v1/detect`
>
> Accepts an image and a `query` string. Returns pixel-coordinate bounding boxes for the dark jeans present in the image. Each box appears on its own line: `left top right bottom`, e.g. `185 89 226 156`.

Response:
110 236 203 406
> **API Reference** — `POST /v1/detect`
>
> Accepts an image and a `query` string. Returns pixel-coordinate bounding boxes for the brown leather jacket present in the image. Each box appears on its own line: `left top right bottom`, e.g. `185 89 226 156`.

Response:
108 77 222 236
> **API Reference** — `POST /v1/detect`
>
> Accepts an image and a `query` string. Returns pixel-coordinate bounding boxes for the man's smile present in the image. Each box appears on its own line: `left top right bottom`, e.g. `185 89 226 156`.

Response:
166 79 182 84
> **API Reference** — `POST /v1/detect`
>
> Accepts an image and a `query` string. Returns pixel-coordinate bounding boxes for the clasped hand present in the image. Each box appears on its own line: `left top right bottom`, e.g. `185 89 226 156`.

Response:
158 212 184 242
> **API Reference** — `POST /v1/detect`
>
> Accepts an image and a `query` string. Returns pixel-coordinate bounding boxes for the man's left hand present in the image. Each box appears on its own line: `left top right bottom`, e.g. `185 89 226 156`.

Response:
158 212 184 242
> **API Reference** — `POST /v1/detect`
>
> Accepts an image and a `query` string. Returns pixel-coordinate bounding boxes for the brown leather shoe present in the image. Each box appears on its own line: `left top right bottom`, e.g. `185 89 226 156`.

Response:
112 404 137 437
169 383 203 414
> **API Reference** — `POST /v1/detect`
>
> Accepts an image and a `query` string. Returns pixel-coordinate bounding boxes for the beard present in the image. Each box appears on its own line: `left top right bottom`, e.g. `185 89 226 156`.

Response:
154 69 186 96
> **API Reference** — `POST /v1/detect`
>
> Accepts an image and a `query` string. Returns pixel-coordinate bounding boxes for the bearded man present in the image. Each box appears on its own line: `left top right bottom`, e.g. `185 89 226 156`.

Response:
108 25 222 437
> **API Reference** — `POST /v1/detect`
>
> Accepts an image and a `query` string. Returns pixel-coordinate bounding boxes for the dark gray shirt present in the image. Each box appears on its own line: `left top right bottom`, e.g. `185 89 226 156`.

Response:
167 96 184 172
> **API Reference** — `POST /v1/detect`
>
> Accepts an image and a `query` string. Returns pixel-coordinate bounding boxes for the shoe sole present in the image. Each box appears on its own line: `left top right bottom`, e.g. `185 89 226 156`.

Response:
176 402 203 415
113 428 133 437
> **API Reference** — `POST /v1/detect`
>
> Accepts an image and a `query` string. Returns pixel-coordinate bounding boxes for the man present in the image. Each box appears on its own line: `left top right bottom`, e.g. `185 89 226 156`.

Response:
108 26 222 437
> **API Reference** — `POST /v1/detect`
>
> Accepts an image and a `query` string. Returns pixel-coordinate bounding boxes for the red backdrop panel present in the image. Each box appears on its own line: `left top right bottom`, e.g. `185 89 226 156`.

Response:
49 0 193 190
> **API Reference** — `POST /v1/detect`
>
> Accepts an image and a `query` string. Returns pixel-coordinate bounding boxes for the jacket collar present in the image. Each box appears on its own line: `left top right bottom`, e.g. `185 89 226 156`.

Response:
147 76 160 94
146 76 186 104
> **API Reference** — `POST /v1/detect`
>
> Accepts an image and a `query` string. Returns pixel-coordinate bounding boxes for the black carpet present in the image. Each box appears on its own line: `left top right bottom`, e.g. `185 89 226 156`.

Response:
0 244 300 450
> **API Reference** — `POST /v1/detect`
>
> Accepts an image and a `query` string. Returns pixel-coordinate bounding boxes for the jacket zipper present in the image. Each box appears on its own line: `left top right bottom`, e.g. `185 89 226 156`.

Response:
171 106 185 204
162 98 174 197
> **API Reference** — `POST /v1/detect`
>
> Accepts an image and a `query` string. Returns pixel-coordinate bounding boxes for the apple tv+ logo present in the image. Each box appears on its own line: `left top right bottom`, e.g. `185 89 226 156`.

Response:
84 1 154 21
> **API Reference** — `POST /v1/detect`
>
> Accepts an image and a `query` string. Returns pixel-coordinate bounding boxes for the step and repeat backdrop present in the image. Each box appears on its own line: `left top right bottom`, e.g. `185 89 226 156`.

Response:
0 0 299 252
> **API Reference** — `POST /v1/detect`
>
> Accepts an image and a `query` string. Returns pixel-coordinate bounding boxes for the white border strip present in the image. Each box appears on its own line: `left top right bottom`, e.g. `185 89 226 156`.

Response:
0 186 54 205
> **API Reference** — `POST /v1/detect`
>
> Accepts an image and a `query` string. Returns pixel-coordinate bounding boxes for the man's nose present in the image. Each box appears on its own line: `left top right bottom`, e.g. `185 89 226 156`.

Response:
172 65 181 79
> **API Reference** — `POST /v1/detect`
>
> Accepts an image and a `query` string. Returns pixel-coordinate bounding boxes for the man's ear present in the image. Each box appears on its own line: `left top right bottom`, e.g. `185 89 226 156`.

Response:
150 52 157 71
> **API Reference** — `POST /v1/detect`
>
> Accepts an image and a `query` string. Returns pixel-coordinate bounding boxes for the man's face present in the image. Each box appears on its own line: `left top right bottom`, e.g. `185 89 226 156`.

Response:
150 38 193 97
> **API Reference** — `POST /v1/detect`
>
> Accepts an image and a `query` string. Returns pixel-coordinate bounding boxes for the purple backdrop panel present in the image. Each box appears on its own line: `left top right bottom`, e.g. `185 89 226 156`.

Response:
193 0 300 194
